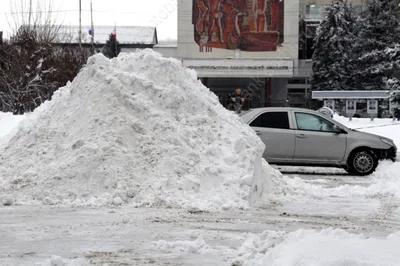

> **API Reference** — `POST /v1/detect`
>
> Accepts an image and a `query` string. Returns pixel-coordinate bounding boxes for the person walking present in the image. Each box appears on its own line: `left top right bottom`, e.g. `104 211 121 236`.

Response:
231 88 245 114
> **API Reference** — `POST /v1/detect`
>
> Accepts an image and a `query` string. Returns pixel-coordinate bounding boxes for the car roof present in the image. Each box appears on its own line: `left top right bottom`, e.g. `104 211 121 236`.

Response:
242 107 321 115
239 107 328 123
247 107 314 112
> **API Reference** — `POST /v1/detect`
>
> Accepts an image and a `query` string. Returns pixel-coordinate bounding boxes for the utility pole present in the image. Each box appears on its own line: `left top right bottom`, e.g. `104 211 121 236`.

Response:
90 0 94 52
79 0 82 48
28 0 32 29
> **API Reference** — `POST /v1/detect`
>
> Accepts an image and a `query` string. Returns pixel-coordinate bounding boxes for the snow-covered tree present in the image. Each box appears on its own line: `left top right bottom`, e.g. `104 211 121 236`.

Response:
349 0 400 91
310 0 356 91
0 35 89 114
384 45 400 103
101 33 121 59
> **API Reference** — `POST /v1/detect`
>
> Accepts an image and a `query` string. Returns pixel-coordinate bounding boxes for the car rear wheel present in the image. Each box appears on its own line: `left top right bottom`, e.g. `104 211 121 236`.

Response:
346 150 378 176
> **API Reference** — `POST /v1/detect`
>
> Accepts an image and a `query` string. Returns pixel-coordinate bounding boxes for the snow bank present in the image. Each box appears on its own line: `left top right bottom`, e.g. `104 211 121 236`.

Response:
232 228 400 266
0 49 275 210
0 112 25 144
365 161 400 198
269 161 400 202
334 113 394 124
334 114 399 129
362 125 400 147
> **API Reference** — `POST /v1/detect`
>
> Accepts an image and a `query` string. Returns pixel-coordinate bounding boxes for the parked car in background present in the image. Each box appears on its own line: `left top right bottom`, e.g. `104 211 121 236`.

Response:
240 107 397 176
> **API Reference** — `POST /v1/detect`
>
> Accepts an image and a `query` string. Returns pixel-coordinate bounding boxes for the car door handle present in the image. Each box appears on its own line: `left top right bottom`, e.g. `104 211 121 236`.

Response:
255 130 262 136
296 134 307 138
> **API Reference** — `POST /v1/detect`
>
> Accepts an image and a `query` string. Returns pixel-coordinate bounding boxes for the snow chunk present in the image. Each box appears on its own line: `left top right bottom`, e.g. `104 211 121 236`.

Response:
2 196 14 206
33 255 88 266
154 235 214 254
233 228 400 266
50 255 64 266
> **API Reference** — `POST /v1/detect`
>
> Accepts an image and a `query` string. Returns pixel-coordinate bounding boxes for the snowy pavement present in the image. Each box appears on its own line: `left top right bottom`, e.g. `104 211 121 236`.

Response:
1 162 400 264
1 180 400 266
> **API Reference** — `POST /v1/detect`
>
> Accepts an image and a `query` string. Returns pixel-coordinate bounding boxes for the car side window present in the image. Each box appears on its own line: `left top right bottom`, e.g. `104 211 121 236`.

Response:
295 112 335 132
250 112 290 129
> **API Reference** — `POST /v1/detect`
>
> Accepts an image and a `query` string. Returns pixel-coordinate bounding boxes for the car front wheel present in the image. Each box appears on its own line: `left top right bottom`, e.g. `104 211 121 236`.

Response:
346 150 378 176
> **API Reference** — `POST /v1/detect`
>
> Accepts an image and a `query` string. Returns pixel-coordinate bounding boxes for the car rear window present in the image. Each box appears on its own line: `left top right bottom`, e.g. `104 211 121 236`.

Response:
250 112 290 129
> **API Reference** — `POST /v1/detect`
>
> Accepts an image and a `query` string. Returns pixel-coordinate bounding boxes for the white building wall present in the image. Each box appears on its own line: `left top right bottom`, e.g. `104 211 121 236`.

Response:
118 46 178 59
152 45 178 58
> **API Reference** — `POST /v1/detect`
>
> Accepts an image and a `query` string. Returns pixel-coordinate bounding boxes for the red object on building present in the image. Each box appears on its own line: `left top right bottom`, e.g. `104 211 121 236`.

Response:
111 26 117 39
193 0 284 52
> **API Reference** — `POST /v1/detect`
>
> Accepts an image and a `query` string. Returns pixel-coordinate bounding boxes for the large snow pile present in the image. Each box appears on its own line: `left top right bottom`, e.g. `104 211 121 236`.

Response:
0 49 280 210
232 228 400 266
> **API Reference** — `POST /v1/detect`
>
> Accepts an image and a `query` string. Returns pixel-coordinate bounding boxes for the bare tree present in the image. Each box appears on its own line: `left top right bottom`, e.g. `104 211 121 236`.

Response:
7 0 64 44
0 0 89 114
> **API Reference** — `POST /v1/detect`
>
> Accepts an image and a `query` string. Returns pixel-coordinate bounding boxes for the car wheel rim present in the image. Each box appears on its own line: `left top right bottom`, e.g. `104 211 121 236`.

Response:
353 153 374 173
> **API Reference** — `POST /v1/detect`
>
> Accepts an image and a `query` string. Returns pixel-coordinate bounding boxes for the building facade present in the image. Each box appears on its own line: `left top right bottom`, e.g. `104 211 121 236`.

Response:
169 0 369 109
177 0 300 108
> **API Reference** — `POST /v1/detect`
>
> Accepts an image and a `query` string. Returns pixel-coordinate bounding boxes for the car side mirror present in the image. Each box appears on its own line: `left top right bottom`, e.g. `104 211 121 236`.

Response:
333 125 344 134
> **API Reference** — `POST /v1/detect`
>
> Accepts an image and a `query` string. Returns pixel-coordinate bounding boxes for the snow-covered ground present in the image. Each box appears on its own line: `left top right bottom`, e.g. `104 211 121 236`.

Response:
1 50 400 266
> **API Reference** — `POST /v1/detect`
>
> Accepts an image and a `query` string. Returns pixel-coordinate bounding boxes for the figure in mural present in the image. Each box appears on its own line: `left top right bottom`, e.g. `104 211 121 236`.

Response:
251 0 272 32
195 0 209 34
227 0 248 47
192 0 284 51
207 0 225 44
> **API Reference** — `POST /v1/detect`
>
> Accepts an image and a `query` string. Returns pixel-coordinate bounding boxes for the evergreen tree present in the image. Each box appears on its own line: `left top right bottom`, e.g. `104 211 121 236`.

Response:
385 45 400 103
349 0 400 91
101 33 121 58
310 0 356 91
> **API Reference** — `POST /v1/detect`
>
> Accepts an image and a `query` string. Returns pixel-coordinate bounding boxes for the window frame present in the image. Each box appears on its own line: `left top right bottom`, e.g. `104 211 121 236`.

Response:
293 111 338 133
249 111 293 130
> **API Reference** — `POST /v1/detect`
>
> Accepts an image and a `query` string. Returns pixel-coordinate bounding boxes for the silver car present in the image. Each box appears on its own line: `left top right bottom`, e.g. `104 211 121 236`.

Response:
240 107 397 176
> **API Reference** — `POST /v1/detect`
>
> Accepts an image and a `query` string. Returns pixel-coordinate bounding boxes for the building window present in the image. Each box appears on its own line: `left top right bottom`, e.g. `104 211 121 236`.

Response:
299 21 320 60
305 23 319 38
288 79 307 84
305 5 324 19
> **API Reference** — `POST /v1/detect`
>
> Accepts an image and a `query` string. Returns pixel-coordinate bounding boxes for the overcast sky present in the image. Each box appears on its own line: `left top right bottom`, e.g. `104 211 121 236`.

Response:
0 0 178 41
